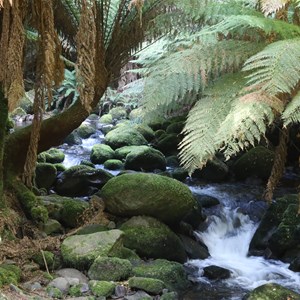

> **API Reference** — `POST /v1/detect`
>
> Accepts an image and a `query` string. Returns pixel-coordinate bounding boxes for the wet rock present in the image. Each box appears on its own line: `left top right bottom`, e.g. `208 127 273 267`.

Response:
128 277 166 294
160 292 179 300
38 148 65 164
104 159 124 170
90 144 115 164
68 283 90 297
115 285 127 297
289 257 300 272
179 234 209 259
155 133 181 155
35 163 57 189
64 131 82 146
99 113 113 124
89 280 116 297
120 216 187 263
203 265 231 280
194 194 220 208
124 290 152 300
77 124 96 139
133 124 155 142
109 107 127 120
48 277 70 294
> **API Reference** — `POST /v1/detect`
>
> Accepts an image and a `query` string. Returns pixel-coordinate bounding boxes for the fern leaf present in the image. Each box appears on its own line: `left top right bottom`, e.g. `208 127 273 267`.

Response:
282 90 300 125
260 0 290 15
243 39 300 95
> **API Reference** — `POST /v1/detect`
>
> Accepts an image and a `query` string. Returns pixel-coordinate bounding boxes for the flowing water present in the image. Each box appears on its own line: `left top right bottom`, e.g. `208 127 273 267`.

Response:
184 184 300 299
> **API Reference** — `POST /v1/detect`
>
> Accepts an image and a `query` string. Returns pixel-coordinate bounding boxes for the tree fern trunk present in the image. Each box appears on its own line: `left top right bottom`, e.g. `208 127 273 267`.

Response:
0 85 8 208
263 127 289 203
4 81 108 177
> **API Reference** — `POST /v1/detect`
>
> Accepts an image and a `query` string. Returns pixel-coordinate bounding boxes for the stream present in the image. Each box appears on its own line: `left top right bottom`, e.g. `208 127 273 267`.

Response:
54 119 300 300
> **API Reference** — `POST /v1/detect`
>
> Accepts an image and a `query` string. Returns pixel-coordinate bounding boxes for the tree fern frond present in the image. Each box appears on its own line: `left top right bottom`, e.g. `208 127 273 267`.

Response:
141 40 264 116
211 14 300 39
243 38 300 95
260 0 290 16
179 74 247 173
217 98 275 160
282 90 300 125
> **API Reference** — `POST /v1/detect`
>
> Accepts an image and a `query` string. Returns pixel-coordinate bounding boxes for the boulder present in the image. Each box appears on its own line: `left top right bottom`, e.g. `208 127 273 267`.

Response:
99 114 113 124
100 173 197 225
41 195 88 228
124 146 166 171
166 121 185 135
179 235 209 259
88 257 132 281
89 280 116 297
244 283 300 300
115 145 149 160
233 146 274 180
133 124 155 142
171 168 188 182
63 131 82 146
109 107 127 120
55 268 89 284
249 194 298 256
194 194 220 208
35 163 57 189
104 159 124 170
133 259 190 291
61 229 123 269
155 133 181 155
90 144 115 164
76 124 96 139
203 265 231 280
104 126 147 149
43 218 63 235
120 216 187 263
55 165 113 197
128 277 166 294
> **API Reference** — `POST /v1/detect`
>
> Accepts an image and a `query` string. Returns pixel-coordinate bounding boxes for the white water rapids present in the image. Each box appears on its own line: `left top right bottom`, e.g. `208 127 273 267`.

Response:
187 185 300 296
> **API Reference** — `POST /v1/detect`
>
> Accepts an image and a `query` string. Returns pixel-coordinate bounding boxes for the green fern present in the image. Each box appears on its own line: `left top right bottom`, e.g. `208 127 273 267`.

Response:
282 90 300 125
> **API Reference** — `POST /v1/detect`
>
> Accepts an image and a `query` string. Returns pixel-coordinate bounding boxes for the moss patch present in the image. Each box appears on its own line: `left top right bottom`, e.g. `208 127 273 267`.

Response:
128 277 166 294
89 280 116 297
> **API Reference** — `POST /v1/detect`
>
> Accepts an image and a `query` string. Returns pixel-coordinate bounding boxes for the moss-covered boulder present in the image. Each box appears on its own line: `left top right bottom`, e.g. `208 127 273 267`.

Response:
35 163 57 189
233 146 274 180
43 218 63 235
120 216 187 263
63 131 82 146
133 124 155 142
89 280 116 297
100 173 197 225
90 144 115 164
249 194 298 256
155 133 181 155
54 163 66 173
114 145 148 160
41 194 88 228
244 283 300 300
109 107 127 120
171 168 188 182
104 126 147 149
128 277 166 294
104 159 124 170
109 246 141 263
88 257 132 281
133 259 190 291
165 121 185 135
124 147 166 171
39 148 65 164
55 165 113 197
32 251 55 270
99 114 113 124
77 124 96 139
61 229 124 269
129 107 143 120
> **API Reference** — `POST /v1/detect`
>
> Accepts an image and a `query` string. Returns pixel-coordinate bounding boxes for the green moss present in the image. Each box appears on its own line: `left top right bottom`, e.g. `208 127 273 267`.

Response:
32 251 54 270
128 277 166 294
54 163 66 172
109 246 141 263
133 124 155 142
89 280 116 297
31 205 49 223
133 259 190 291
35 163 57 189
69 284 87 297
99 114 113 124
109 107 127 120
160 292 178 300
88 257 132 281
77 124 96 139
90 144 115 164
104 159 124 170
0 266 20 287
166 121 185 134
0 265 21 282
46 286 63 299
60 199 88 228
80 160 95 168
43 148 65 164
115 145 149 160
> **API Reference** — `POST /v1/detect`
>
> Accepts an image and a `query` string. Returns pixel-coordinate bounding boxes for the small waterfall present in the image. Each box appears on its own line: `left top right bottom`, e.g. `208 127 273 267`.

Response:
186 184 300 298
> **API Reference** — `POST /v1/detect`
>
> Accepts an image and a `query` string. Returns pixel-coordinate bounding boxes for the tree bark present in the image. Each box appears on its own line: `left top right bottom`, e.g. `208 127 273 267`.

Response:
0 85 8 208
4 78 108 177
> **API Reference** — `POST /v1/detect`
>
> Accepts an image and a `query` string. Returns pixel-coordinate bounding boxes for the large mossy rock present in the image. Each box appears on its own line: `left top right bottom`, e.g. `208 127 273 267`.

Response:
104 159 124 170
77 124 96 139
120 216 187 263
133 124 155 142
233 146 274 180
155 133 181 155
90 144 115 164
41 194 88 228
61 230 123 269
38 148 65 164
99 113 113 124
132 259 190 291
249 194 298 257
244 283 300 300
55 165 113 197
88 257 132 281
100 173 197 225
35 163 57 189
124 146 166 171
115 145 149 160
109 107 127 120
128 277 166 295
104 126 147 149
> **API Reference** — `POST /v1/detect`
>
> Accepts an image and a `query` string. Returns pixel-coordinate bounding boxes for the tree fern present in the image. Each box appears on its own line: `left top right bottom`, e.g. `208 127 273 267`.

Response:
282 90 300 125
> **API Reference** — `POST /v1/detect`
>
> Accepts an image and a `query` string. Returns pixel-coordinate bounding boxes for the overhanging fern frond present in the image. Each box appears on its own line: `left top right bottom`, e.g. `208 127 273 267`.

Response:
243 38 300 95
282 90 300 125
179 74 247 173
140 39 264 117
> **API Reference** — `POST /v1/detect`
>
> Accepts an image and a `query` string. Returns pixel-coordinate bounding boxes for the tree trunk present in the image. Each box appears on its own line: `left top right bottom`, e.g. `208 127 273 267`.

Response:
0 85 8 208
4 79 108 177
